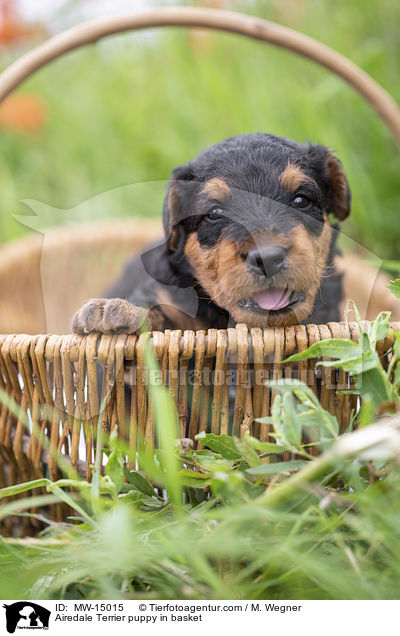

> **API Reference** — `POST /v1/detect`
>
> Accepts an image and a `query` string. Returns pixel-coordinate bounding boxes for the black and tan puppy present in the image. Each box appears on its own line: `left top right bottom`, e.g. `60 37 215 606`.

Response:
72 133 351 335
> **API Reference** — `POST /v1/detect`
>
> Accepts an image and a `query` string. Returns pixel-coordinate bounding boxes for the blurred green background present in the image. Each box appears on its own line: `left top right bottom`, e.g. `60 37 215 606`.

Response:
0 0 399 258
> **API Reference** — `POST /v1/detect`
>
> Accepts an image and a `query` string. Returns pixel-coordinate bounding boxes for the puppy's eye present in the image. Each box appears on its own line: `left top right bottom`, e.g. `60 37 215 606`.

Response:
292 195 312 210
204 206 223 221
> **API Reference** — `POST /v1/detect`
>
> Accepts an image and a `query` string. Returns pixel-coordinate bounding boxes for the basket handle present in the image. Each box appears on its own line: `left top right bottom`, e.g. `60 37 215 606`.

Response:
0 6 399 145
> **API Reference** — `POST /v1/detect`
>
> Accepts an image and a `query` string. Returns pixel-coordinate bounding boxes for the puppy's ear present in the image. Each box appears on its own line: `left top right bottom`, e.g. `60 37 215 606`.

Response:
324 151 351 221
163 163 197 251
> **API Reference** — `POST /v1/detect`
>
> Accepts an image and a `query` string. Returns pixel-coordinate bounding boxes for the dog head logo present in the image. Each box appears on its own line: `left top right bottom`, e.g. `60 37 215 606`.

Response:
2 602 50 634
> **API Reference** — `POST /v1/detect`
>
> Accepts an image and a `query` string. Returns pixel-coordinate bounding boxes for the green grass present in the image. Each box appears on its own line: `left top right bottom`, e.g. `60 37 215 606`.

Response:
0 0 399 259
1 2 400 600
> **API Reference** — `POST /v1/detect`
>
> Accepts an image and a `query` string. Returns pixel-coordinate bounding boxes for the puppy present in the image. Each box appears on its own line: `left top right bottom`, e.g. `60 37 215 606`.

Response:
72 133 351 335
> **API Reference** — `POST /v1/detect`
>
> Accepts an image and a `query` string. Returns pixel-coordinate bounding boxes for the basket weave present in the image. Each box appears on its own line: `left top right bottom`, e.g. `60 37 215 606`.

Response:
0 218 399 489
1 8 400 528
0 219 162 335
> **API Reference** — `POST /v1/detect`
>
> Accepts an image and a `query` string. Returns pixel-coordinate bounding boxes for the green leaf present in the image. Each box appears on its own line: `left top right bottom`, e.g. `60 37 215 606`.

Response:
140 498 165 509
119 490 147 504
317 350 378 374
245 437 287 455
388 279 400 299
281 392 302 446
195 449 224 459
123 466 156 497
268 379 339 444
267 379 321 407
255 416 274 425
178 470 212 488
357 397 375 428
105 442 125 493
195 433 242 460
234 436 262 468
178 469 209 480
368 311 391 348
356 367 392 406
393 363 400 390
245 437 288 454
246 460 308 475
351 300 363 331
195 456 234 472
0 478 50 498
284 339 362 364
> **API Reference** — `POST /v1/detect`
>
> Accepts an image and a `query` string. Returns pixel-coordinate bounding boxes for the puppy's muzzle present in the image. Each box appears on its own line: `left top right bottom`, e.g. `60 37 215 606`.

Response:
246 246 288 279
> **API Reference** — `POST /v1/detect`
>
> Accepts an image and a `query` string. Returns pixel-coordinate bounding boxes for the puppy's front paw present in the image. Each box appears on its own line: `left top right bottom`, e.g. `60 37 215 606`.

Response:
71 298 150 335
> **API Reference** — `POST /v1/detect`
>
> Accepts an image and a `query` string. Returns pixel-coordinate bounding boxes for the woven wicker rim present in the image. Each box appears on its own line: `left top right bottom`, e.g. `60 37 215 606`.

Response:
0 6 399 144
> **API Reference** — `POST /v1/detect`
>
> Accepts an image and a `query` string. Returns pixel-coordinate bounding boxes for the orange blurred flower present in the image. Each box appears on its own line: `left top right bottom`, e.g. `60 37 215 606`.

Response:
0 94 46 132
0 0 45 46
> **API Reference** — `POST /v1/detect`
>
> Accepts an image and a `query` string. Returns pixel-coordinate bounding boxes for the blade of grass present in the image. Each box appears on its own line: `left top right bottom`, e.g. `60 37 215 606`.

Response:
144 342 183 511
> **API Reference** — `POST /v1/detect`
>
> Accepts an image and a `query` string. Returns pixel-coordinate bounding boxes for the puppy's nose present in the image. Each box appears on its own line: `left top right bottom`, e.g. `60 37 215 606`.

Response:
247 246 288 278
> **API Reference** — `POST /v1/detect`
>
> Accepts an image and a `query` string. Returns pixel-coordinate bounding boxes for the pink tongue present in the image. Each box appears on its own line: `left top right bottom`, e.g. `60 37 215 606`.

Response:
252 288 291 310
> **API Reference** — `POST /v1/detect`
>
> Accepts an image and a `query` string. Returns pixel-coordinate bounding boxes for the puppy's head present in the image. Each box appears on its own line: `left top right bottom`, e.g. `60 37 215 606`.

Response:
163 133 350 327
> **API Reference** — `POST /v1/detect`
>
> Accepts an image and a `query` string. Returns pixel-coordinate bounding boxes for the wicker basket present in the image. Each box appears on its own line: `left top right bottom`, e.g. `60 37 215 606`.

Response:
1 7 400 513
1 227 399 514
